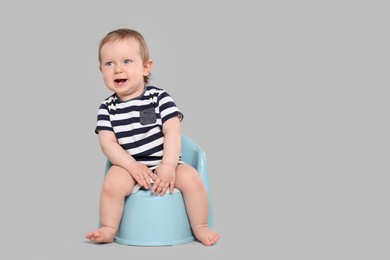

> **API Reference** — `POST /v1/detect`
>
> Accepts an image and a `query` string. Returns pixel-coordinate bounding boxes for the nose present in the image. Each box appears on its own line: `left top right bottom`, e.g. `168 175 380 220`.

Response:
114 64 123 73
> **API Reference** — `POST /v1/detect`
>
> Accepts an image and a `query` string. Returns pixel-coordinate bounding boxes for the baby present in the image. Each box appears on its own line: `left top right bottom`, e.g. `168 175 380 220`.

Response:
86 28 220 246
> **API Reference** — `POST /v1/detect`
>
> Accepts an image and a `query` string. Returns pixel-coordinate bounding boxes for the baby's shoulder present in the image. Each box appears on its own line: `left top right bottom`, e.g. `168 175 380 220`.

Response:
145 85 165 93
144 85 170 97
99 93 117 107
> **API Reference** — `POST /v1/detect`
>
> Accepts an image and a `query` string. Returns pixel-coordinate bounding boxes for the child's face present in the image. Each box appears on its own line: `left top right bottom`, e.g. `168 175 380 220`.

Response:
100 38 152 101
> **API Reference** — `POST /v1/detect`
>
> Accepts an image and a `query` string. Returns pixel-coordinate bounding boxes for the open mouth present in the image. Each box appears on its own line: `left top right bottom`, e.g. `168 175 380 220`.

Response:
114 79 127 84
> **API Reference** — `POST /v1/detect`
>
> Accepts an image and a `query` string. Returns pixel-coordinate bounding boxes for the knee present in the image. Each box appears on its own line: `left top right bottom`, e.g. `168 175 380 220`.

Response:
101 177 122 198
102 166 132 198
179 170 204 193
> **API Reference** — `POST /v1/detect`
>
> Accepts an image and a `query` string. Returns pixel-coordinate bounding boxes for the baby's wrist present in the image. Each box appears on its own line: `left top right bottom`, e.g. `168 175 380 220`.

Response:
160 161 177 168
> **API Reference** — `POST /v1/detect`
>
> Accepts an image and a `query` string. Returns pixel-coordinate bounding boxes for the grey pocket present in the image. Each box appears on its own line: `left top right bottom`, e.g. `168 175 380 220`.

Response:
140 107 157 125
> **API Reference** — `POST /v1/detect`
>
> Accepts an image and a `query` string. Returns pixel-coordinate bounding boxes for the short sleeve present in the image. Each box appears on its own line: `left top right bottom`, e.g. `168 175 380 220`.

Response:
95 103 113 134
157 90 183 124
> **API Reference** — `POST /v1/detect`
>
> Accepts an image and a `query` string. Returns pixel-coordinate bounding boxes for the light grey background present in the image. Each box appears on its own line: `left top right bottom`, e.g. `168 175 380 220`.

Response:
0 0 388 259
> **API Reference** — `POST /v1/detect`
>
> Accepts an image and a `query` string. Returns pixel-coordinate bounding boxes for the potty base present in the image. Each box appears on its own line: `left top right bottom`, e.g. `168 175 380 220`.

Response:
115 189 195 246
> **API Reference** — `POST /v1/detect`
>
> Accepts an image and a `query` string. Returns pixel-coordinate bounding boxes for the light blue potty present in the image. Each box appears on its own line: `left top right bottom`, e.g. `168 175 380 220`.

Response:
104 134 214 246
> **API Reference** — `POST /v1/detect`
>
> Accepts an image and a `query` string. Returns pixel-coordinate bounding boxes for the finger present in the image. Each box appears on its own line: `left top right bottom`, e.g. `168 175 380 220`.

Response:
169 181 175 193
151 178 161 193
155 182 165 195
160 182 170 196
138 175 148 189
143 174 151 189
148 172 157 181
154 183 162 195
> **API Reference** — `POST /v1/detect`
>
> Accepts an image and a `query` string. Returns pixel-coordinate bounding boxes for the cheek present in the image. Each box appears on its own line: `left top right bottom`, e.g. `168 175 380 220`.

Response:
102 71 111 81
102 74 114 88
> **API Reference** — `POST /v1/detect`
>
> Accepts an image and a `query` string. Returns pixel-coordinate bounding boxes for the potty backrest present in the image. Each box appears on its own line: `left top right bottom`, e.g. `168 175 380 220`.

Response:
181 134 214 228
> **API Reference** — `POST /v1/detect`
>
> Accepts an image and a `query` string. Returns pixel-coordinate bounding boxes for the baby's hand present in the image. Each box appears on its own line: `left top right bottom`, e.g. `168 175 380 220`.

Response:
128 162 155 189
151 164 176 196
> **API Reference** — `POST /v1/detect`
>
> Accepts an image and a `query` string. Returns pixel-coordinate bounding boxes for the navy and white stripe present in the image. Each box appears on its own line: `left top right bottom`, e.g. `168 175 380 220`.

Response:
95 86 183 168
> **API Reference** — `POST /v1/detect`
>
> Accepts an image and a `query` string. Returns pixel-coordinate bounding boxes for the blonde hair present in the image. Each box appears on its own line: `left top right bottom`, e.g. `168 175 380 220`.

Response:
98 28 151 84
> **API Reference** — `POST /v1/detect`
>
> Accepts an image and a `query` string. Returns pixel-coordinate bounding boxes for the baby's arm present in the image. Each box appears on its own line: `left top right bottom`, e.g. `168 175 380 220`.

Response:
152 116 181 195
98 130 155 189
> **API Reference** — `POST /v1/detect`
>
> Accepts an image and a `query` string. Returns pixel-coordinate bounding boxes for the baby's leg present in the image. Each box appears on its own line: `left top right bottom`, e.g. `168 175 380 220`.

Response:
86 165 135 243
175 164 220 246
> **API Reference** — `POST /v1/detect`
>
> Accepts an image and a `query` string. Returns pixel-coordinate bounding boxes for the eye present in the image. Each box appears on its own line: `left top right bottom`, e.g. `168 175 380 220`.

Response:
104 61 114 67
124 59 132 64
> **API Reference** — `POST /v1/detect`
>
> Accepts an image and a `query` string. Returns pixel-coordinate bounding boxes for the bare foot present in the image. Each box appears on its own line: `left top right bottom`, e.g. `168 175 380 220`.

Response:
193 226 220 246
85 226 116 244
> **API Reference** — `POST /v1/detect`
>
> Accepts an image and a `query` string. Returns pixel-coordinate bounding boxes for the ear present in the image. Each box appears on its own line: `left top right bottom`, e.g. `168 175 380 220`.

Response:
143 60 153 76
99 65 102 72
